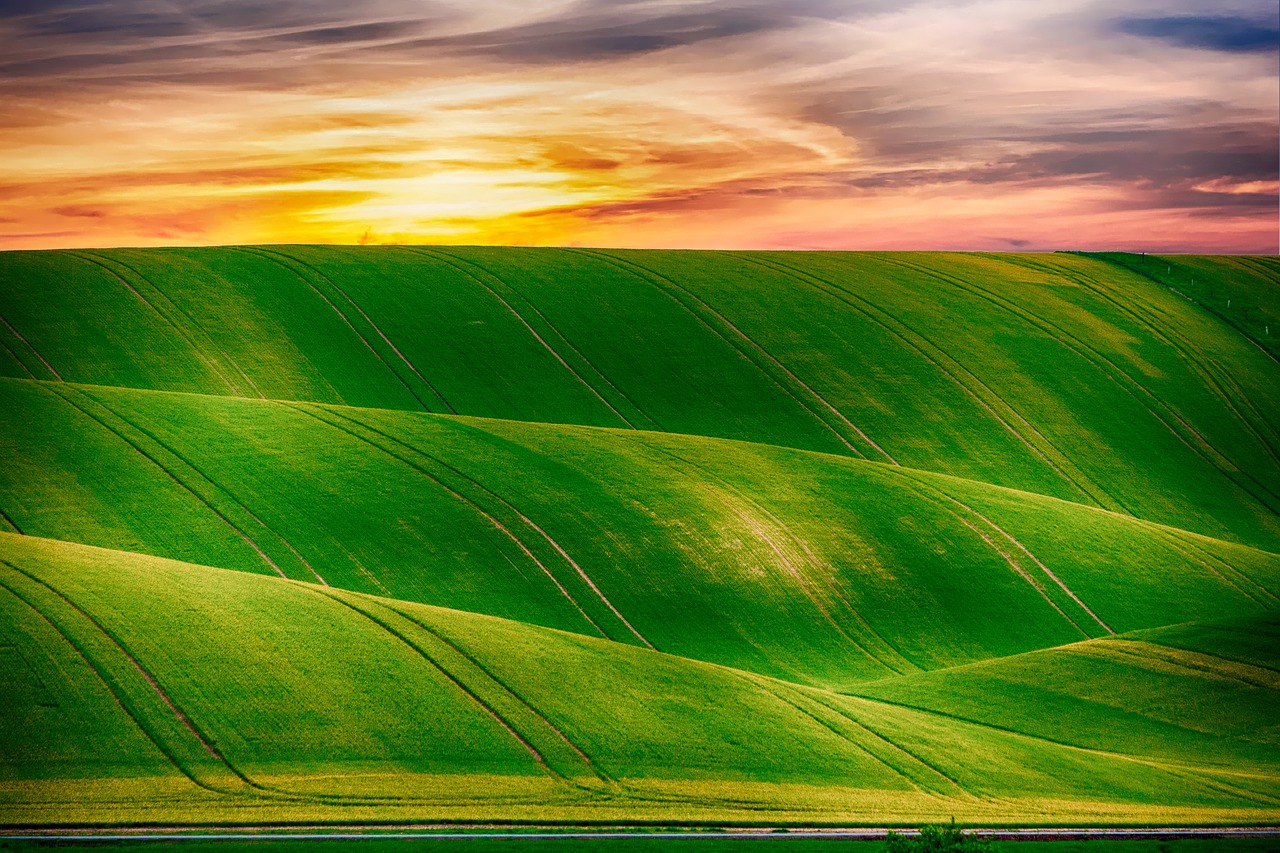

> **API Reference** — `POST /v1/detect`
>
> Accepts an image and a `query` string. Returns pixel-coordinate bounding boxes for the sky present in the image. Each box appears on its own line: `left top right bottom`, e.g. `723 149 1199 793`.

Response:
0 0 1276 252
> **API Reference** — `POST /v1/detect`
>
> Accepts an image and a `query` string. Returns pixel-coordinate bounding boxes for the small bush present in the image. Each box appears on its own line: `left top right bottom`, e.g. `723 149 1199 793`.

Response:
885 818 994 852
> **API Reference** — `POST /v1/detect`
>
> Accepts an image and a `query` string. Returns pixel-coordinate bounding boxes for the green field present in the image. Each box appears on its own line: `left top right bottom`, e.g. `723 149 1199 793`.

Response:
2 835 1278 853
0 248 1276 827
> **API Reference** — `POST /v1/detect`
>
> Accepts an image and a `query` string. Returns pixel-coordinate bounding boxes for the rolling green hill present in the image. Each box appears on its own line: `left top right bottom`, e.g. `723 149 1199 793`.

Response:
2 248 1276 550
0 247 1276 827
1 378 1277 690
3 533 1277 826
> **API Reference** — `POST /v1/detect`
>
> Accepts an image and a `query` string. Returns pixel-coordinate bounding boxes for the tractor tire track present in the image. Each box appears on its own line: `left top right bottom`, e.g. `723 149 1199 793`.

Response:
1051 254 1280 457
568 248 889 462
732 671 947 799
247 247 454 413
68 252 240 396
0 314 61 381
632 437 916 675
436 250 665 431
300 587 560 780
1000 254 1280 470
1144 525 1277 607
803 690 982 799
910 255 1280 516
1117 254 1278 365
72 387 326 586
328 406 653 649
0 507 22 534
384 602 613 785
887 473 1095 638
1081 640 1280 690
897 471 1111 636
277 402 609 640
841 690 1280 806
40 384 288 580
401 247 641 431
74 252 251 399
0 571 242 798
0 561 255 796
751 252 1118 511
4 563 442 809
0 338 39 380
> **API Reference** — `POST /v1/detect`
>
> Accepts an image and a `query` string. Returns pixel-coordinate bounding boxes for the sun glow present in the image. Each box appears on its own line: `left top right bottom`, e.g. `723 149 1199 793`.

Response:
0 1 1274 250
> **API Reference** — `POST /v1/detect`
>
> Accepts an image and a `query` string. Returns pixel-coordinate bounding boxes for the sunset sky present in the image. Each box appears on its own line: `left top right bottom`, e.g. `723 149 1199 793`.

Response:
0 1 1276 252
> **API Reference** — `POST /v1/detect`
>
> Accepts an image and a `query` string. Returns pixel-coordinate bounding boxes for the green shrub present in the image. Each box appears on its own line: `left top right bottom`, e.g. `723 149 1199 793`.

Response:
886 819 994 852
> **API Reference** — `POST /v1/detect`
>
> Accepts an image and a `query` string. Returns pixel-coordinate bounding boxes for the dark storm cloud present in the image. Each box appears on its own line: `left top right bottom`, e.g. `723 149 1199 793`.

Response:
1115 15 1280 53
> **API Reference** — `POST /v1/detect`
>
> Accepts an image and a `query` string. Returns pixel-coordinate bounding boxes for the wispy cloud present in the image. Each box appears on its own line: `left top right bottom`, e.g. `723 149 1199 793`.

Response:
0 0 1275 250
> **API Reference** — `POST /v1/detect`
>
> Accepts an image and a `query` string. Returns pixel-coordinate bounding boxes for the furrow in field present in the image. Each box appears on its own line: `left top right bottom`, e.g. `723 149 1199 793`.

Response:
403 247 638 430
806 691 980 798
74 251 251 399
1161 646 1280 678
68 252 239 396
0 572 209 791
855 683 1280 808
1101 254 1279 365
1237 255 1280 285
0 507 23 535
0 313 61 381
217 350 263 399
278 401 609 640
753 252 1117 512
898 255 1280 518
891 471 1102 638
862 254 1131 511
571 248 888 463
732 672 946 798
1000 254 1280 469
1148 526 1279 607
383 601 611 785
1081 640 1280 690
633 437 916 675
933 256 1280 513
1061 256 1280 456
845 690 1149 770
247 247 454 413
329 405 655 650
942 488 1113 636
0 337 38 380
301 587 558 777
73 387 326 585
441 250 665 431
242 506 327 587
0 561 251 796
40 385 288 580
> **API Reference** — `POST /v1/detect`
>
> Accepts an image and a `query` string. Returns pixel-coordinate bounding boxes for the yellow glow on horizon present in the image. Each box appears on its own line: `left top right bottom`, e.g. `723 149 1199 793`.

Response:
0 1 1274 252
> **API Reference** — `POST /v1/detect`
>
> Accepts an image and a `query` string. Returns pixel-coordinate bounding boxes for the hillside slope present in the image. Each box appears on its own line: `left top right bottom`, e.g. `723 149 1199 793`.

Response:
1 248 1276 550
3 533 1276 826
3 378 1277 689
0 247 1276 827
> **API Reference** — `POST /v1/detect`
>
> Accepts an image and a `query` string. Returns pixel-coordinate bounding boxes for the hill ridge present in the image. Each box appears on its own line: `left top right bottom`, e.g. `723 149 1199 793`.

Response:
2 531 1276 825
2 246 1276 826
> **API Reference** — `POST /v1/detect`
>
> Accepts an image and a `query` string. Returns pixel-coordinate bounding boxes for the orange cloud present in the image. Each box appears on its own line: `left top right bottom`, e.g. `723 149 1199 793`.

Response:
0 1 1274 251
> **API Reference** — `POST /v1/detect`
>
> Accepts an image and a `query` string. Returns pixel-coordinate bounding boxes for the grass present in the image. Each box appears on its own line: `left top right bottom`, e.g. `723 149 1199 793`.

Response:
1 533 1277 825
1 837 1278 853
1 380 1276 689
0 247 1276 828
1 248 1276 551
